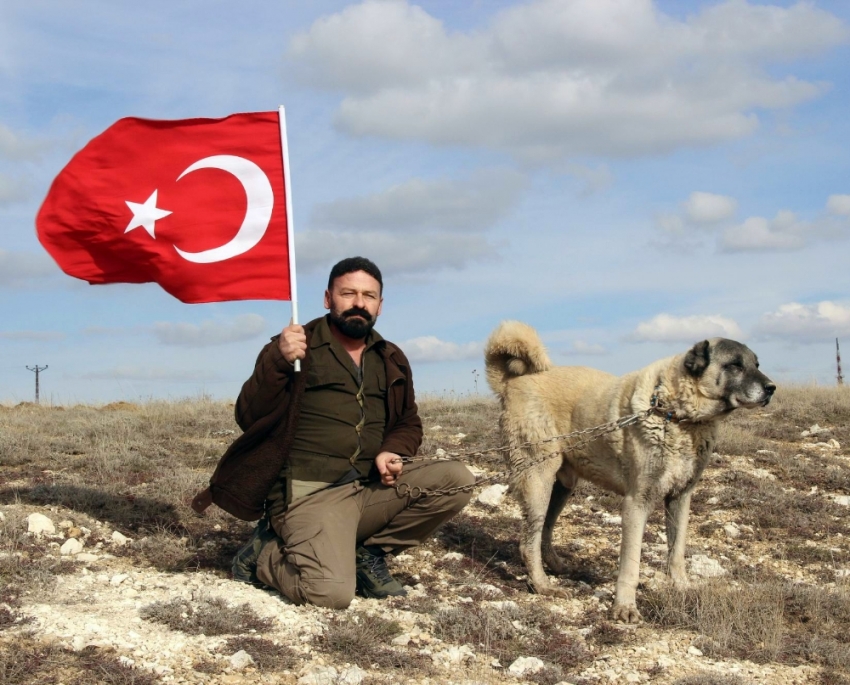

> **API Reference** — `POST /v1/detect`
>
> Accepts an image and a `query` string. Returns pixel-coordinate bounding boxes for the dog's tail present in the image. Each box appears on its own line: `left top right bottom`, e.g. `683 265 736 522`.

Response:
484 320 552 395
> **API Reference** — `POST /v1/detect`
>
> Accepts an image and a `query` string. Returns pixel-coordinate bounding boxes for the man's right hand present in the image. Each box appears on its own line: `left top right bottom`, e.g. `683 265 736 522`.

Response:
279 323 307 364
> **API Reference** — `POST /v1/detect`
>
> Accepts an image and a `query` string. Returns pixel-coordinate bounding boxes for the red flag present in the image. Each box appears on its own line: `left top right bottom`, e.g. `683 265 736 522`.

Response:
36 112 291 304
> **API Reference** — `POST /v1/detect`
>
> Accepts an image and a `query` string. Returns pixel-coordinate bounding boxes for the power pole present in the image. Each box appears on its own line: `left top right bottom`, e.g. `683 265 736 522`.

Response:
26 365 48 403
838 339 844 387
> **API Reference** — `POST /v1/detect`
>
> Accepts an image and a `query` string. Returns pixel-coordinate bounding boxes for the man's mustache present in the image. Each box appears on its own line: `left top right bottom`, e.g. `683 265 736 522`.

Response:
342 307 372 322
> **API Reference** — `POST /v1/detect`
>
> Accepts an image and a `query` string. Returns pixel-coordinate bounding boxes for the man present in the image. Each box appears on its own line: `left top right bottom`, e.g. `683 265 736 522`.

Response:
192 256 475 609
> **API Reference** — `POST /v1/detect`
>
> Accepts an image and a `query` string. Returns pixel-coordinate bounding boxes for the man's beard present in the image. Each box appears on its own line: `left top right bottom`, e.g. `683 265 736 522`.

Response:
330 307 375 339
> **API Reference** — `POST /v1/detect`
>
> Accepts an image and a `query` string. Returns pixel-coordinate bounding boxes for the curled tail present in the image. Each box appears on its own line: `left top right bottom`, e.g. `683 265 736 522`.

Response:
484 320 552 395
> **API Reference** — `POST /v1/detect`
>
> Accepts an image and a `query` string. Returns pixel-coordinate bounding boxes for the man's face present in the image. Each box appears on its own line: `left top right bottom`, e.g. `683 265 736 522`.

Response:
324 270 383 340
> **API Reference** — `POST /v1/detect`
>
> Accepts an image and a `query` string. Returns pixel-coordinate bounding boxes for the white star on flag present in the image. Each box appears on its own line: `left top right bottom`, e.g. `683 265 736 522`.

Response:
125 190 172 238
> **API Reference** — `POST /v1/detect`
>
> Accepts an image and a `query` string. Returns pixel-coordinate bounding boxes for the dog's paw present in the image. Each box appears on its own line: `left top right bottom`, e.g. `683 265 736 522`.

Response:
542 552 569 575
610 603 642 624
533 584 571 599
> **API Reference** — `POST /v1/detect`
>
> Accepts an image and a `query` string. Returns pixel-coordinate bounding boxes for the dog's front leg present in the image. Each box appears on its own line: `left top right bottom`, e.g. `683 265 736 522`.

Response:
612 495 649 624
664 490 692 587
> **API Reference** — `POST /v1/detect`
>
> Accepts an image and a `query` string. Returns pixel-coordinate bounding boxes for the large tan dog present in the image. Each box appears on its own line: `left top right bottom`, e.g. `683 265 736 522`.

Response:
485 321 775 623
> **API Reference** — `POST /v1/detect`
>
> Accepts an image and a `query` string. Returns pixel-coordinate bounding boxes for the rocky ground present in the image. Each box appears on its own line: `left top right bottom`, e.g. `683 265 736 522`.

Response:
1 389 849 684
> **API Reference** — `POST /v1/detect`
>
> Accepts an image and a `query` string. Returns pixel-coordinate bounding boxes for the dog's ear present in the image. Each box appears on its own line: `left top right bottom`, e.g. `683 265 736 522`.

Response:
684 340 711 377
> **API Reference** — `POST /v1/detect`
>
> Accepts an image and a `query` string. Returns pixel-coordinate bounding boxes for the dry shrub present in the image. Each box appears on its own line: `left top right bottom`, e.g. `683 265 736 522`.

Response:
139 596 272 636
221 636 300 671
0 640 157 685
318 613 431 673
641 579 850 668
673 674 747 685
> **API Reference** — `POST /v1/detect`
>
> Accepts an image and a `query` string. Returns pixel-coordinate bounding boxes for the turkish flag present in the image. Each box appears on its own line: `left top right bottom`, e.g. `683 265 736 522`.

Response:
36 112 291 304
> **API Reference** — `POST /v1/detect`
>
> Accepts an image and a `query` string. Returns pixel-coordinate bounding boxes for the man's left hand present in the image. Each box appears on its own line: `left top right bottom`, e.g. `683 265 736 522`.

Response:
375 452 404 486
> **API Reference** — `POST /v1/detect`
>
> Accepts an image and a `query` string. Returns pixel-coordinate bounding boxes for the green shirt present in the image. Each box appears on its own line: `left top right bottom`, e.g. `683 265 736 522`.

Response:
266 316 387 515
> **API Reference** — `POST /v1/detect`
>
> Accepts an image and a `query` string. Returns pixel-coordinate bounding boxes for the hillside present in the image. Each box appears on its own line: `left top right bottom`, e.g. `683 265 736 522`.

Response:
1 387 849 685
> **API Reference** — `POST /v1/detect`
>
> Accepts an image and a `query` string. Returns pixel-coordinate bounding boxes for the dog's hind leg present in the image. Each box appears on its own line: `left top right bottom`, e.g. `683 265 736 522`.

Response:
515 454 568 597
541 466 578 575
664 489 693 587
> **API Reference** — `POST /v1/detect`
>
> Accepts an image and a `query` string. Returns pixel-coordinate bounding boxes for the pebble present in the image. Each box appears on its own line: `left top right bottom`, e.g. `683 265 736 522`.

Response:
508 656 545 676
228 650 255 670
27 513 55 535
60 538 84 555
689 554 727 578
112 531 130 546
476 484 509 507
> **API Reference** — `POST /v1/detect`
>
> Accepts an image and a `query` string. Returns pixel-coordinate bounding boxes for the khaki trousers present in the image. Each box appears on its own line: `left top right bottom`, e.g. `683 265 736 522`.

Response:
256 460 474 609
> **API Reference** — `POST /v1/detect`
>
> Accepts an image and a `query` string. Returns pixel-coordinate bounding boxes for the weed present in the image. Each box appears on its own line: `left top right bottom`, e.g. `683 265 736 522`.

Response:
139 596 273 636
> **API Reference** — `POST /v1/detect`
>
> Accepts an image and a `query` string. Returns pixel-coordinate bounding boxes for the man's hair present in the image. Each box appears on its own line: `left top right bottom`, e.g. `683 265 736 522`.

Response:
327 256 383 293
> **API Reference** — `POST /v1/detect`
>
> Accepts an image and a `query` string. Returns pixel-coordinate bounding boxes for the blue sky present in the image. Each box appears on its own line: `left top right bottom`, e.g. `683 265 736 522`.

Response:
2 0 849 404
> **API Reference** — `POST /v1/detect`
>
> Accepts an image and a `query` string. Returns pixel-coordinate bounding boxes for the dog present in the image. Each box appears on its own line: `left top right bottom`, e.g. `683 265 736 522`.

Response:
484 321 775 623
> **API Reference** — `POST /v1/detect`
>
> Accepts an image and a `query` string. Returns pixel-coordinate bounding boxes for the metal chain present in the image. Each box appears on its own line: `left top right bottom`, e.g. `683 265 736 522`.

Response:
394 408 653 499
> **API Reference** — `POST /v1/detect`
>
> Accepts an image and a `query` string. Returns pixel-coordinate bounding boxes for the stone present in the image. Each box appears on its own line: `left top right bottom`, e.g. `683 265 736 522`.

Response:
688 645 704 656
76 553 99 563
432 644 475 667
689 554 727 578
229 650 255 670
60 538 84 555
67 527 83 539
477 484 509 507
723 523 741 539
831 495 850 507
338 666 367 684
27 513 55 535
58 520 73 529
508 656 545 676
298 665 339 685
828 439 841 450
111 531 130 546
0 511 4 522
441 552 464 561
110 573 129 586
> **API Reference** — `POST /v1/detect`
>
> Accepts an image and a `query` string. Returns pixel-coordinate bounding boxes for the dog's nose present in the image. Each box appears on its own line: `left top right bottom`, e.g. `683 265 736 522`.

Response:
764 383 776 396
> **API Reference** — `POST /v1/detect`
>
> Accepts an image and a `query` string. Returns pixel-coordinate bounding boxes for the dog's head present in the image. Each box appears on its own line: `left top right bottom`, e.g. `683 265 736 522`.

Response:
682 338 776 415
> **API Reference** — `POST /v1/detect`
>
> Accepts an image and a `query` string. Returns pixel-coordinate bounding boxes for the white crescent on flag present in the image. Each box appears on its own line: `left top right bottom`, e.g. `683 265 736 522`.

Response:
173 154 274 264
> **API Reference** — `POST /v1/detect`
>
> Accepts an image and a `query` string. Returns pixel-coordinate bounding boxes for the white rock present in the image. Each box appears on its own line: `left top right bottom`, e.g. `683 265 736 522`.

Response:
689 554 727 578
688 646 704 656
430 425 443 431
229 650 255 670
392 633 412 646
298 665 338 685
0 511 4 522
60 538 84 555
831 495 850 507
441 552 464 562
76 553 99 563
723 523 741 539
111 531 130 546
118 656 135 667
432 644 476 667
486 600 518 611
602 514 622 526
477 484 509 507
828 439 841 450
435 448 447 457
338 666 367 685
508 656 545 677
58 519 73 529
27 513 55 535
110 573 129 586
454 433 466 439
751 468 776 481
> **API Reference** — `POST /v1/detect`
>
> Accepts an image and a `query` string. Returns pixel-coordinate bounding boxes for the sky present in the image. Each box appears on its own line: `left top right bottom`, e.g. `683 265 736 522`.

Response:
1 0 849 404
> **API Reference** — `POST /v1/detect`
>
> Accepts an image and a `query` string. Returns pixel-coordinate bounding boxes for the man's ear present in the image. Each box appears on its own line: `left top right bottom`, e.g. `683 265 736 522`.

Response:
684 340 711 377
323 290 331 310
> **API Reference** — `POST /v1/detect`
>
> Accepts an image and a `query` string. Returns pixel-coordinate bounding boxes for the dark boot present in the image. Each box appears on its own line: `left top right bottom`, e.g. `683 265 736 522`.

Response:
355 545 407 598
232 517 276 586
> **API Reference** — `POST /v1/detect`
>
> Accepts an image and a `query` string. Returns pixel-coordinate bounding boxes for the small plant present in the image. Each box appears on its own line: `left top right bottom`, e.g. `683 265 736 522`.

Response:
221 636 300 672
139 597 273 636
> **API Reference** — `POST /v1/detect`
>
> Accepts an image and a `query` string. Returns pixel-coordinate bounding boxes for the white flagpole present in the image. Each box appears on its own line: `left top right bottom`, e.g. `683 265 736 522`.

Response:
278 105 300 372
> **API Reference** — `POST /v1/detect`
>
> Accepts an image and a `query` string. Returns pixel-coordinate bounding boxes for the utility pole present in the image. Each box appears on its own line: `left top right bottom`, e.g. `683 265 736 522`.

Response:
838 339 844 387
26 365 48 404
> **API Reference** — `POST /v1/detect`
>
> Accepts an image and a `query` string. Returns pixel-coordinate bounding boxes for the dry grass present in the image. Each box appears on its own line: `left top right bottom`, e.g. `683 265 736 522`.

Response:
2 386 850 682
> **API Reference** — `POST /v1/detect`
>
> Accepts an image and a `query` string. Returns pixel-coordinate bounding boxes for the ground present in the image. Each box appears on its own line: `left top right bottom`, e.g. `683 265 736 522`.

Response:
1 387 849 684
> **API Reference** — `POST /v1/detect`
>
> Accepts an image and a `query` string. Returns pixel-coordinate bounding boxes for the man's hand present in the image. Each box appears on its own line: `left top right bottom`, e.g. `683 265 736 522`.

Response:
375 451 404 486
278 323 307 364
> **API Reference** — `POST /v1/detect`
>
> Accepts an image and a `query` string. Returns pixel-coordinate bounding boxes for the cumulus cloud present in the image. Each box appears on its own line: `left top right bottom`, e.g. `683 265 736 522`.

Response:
0 250 57 287
153 314 267 347
562 340 607 356
827 194 850 216
754 301 850 343
312 169 525 232
630 313 744 343
81 367 220 382
400 336 482 363
684 192 738 224
289 0 846 162
0 330 65 341
720 210 807 251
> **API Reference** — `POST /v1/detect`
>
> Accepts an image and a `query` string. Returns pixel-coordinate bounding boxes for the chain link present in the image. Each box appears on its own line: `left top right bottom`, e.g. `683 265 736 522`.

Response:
394 408 653 499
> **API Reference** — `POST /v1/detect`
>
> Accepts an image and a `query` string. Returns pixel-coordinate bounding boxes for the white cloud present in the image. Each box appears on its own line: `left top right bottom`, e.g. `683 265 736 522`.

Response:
289 0 846 162
312 169 525 232
754 301 850 343
296 229 498 275
562 340 607 356
684 191 738 224
0 250 57 287
400 336 482 363
0 121 47 161
827 194 850 216
630 313 744 343
720 211 807 251
153 314 267 347
0 330 65 341
81 367 221 382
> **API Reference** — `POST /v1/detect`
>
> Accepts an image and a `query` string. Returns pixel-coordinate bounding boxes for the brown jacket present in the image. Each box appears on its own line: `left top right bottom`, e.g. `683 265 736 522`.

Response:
191 317 423 521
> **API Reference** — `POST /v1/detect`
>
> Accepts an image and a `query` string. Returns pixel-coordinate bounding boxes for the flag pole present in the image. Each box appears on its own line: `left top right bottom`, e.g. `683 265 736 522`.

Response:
278 105 300 372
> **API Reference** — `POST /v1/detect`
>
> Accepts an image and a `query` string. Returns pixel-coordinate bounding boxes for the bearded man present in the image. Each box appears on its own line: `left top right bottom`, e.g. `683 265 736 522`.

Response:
192 256 474 608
